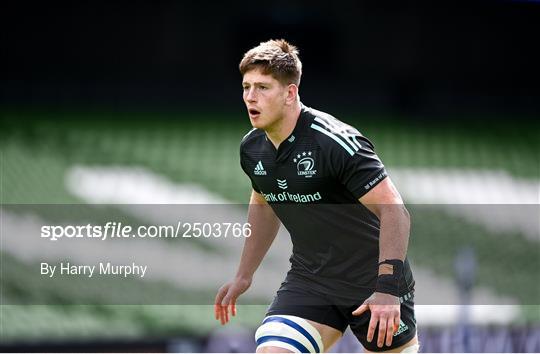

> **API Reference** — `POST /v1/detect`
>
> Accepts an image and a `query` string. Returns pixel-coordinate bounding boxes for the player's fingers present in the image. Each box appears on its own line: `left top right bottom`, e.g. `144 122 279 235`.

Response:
214 287 227 307
231 298 237 316
377 316 387 348
385 316 395 347
220 297 229 324
224 298 231 324
366 314 378 343
214 296 222 321
222 305 228 325
214 304 220 320
218 306 224 325
352 303 369 316
214 304 221 320
394 316 400 334
221 291 235 324
215 288 229 322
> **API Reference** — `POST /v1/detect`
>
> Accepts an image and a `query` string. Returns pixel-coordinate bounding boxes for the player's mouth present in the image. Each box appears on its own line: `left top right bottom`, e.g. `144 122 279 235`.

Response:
248 108 261 118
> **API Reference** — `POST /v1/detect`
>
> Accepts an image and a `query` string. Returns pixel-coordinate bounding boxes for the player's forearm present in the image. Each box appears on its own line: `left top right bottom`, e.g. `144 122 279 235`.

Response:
377 204 410 265
235 202 280 280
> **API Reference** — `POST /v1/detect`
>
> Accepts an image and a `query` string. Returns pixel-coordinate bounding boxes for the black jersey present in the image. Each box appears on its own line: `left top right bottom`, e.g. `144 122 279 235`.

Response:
240 104 414 300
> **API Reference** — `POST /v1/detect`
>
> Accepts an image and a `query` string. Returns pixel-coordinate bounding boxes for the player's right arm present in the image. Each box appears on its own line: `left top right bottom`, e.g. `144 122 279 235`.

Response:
214 189 280 325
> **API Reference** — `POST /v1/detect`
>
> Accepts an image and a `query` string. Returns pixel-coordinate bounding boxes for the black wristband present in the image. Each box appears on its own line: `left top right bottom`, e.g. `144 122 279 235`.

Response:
375 259 404 297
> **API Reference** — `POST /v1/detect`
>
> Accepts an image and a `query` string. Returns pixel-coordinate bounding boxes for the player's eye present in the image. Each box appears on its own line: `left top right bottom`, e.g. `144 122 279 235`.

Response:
260 86 268 90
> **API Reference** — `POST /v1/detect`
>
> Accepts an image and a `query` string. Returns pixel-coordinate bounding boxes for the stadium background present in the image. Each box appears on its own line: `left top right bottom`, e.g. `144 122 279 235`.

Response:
1 1 539 352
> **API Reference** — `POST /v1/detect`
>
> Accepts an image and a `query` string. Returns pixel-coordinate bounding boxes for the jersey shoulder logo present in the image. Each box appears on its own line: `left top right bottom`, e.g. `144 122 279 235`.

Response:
254 161 267 176
293 151 317 178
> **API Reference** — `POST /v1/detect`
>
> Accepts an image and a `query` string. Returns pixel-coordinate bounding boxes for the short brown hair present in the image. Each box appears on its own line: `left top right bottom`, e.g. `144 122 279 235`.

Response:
239 39 302 86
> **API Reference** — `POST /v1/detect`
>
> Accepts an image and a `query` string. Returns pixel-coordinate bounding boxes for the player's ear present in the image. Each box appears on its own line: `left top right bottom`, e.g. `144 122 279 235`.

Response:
285 84 298 105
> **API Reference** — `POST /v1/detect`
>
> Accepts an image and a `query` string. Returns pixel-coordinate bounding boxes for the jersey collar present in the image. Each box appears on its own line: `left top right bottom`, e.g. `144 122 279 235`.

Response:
266 103 309 163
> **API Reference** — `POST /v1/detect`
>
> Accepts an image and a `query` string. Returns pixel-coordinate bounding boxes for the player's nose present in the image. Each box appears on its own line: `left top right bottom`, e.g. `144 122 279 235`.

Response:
244 88 257 102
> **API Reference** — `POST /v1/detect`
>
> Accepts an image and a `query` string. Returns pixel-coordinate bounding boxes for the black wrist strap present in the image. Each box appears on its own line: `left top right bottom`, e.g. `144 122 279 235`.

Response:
375 259 404 297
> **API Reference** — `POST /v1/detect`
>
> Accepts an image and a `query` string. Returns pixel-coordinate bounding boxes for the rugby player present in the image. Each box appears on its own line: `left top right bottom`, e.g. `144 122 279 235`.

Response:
214 39 419 353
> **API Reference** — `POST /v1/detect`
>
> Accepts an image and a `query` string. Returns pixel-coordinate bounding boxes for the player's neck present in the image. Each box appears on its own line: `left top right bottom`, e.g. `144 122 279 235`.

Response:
265 102 301 149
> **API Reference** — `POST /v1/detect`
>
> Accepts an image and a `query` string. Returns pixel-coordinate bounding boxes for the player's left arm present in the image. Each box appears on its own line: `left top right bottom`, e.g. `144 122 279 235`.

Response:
360 176 410 262
352 177 410 349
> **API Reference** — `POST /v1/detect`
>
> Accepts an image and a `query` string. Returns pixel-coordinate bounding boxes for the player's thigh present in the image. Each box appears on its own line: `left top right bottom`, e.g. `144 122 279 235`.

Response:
256 315 341 353
255 319 342 353
260 281 348 352
306 318 343 350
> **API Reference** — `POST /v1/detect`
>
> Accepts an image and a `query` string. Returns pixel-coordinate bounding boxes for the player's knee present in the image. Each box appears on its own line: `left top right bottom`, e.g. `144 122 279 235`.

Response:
255 315 324 353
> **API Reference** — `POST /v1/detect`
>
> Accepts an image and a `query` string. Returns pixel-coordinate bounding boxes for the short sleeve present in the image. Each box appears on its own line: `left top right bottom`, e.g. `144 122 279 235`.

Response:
239 149 261 193
330 135 388 199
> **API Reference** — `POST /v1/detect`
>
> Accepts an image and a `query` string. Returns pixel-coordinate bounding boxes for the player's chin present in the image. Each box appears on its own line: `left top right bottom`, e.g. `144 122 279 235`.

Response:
249 116 265 129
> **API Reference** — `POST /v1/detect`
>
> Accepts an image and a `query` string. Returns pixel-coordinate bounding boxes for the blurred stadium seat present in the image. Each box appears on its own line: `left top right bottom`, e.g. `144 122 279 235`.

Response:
0 114 538 352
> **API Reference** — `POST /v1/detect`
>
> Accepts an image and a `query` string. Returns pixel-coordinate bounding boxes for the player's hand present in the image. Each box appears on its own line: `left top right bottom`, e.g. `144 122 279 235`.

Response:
352 292 401 348
214 277 252 325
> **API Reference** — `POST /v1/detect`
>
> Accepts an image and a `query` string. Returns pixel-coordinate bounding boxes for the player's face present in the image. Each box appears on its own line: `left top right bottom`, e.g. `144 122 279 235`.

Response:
242 69 288 131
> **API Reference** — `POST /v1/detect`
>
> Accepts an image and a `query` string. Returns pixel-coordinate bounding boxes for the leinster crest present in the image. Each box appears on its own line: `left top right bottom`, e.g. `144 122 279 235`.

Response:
293 151 317 178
